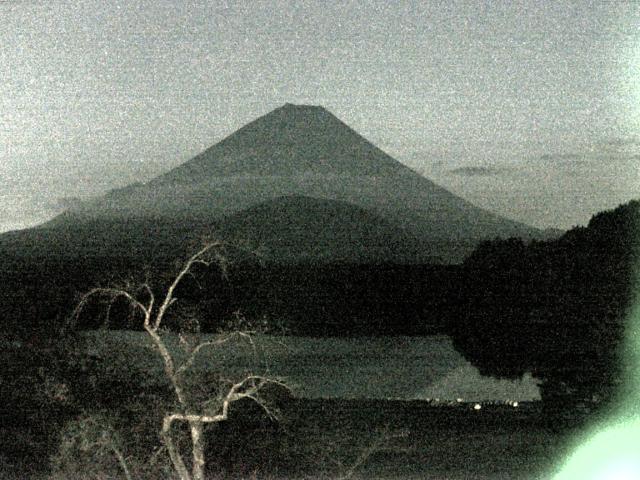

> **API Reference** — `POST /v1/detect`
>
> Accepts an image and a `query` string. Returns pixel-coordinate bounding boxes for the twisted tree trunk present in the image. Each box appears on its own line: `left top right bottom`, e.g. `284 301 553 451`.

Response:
190 420 205 480
74 244 286 479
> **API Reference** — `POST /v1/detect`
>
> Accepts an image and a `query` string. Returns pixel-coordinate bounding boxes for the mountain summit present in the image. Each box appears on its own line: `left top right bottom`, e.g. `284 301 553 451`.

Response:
38 104 542 263
154 103 404 181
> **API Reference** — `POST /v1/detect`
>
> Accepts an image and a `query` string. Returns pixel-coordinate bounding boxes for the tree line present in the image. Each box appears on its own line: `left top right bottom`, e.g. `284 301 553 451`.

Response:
448 200 639 408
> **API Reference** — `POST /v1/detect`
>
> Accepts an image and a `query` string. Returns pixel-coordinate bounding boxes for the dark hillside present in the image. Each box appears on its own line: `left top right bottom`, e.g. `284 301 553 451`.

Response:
0 252 463 338
449 200 640 408
218 195 437 264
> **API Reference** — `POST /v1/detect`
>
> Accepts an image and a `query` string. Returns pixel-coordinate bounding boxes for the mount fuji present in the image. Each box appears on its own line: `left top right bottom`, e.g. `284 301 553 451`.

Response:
7 104 543 264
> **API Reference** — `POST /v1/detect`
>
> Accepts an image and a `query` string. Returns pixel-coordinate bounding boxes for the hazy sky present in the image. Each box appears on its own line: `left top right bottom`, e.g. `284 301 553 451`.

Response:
1 0 638 232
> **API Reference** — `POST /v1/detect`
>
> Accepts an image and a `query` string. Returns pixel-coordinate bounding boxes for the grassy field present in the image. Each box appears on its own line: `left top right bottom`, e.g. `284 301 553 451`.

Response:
198 398 583 479
0 395 587 479
286 399 578 479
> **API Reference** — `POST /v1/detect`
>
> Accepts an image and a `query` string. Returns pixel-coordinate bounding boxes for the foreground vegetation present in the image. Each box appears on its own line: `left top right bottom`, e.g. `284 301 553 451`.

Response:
1 375 584 480
1 200 638 478
0 320 597 479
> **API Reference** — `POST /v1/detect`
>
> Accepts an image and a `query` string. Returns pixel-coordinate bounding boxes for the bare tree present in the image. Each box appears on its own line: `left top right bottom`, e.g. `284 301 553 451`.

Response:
73 242 288 480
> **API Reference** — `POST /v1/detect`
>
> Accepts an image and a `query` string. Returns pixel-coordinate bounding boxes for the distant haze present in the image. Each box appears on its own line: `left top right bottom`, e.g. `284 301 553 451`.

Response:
1 1 638 232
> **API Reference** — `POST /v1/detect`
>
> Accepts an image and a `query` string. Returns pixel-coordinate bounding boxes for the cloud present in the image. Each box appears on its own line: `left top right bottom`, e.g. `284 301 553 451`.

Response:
539 151 639 164
603 136 640 148
596 137 640 157
448 166 505 177
50 197 83 211
539 153 583 162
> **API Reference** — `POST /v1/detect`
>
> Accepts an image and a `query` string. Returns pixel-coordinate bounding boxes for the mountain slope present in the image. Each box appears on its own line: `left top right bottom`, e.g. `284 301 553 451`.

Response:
0 195 431 264
156 103 404 179
217 195 435 263
36 103 542 263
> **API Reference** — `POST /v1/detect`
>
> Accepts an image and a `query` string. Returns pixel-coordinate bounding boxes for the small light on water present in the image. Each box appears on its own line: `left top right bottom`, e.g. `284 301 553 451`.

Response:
512 401 518 408
473 403 481 410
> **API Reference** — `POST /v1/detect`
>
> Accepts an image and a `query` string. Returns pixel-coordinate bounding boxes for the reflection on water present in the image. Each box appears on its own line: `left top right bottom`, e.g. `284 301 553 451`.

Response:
83 332 541 401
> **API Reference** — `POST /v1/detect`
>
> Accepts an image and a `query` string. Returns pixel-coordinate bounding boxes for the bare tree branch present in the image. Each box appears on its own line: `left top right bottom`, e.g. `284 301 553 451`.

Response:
139 282 155 315
163 375 289 432
154 242 220 331
72 242 288 480
71 288 150 331
337 428 409 480
175 331 252 378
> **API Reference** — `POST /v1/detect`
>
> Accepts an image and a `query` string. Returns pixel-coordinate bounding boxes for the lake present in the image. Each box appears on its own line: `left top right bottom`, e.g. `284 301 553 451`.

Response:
82 331 541 402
